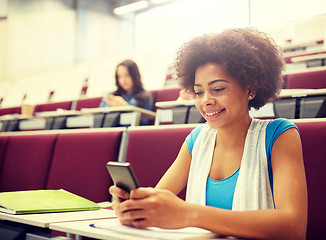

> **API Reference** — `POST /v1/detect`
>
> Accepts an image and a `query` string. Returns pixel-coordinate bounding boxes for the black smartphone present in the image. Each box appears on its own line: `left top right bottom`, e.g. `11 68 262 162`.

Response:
106 161 140 193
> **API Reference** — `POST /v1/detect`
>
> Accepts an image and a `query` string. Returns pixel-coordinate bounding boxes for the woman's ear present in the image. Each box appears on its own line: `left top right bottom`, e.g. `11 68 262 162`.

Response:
247 87 256 100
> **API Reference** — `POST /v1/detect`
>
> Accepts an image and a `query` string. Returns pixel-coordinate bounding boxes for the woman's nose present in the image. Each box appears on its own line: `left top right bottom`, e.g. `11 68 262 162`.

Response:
202 92 215 106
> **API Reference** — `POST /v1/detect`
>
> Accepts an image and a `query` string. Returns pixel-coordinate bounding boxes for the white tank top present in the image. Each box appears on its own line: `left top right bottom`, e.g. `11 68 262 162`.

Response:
186 118 274 211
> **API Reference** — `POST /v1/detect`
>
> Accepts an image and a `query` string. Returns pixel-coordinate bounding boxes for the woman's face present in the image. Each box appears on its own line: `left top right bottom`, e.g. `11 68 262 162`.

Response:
117 65 134 93
194 63 251 129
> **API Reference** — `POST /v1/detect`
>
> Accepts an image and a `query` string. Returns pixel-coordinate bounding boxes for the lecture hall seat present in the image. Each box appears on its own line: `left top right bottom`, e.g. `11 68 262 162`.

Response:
0 106 21 116
151 88 180 111
46 129 124 203
0 107 14 116
295 121 326 240
0 134 58 192
34 101 73 129
75 97 102 110
74 97 104 128
124 125 197 200
153 87 200 124
34 100 72 113
287 69 326 89
287 69 326 118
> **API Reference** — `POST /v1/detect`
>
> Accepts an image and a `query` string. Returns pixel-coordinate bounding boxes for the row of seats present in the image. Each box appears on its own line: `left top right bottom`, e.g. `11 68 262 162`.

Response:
276 68 326 119
0 120 325 239
0 124 194 202
0 88 181 117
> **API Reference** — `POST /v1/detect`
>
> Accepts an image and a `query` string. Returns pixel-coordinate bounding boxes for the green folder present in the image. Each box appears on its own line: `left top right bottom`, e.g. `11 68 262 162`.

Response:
0 189 101 214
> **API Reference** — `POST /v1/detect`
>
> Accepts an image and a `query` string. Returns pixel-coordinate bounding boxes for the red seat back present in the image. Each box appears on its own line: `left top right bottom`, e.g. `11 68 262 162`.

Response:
0 106 21 116
0 134 58 192
288 70 326 89
46 129 123 202
151 88 180 111
295 121 326 240
75 97 102 110
125 126 196 199
34 101 72 113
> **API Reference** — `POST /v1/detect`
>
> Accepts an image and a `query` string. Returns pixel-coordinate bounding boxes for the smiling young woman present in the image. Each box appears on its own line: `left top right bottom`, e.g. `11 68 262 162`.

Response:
109 28 308 240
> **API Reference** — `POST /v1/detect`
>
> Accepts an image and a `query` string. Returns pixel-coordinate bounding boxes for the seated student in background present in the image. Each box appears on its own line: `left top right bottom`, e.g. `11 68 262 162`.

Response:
110 28 307 239
100 59 153 125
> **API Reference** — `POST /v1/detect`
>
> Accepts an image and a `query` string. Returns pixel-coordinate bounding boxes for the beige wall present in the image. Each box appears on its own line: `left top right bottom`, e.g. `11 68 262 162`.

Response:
262 14 326 47
0 20 7 85
5 10 76 82
0 0 135 107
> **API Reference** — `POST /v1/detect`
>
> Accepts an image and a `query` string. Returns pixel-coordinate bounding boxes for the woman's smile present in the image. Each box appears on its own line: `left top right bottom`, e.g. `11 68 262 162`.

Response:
203 108 225 117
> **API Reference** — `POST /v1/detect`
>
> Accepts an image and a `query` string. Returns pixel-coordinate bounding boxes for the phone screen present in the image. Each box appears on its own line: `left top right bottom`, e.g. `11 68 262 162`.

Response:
107 161 140 193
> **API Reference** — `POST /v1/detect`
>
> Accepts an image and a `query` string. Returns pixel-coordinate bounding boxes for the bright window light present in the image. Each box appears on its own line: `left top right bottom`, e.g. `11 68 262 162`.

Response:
113 1 149 15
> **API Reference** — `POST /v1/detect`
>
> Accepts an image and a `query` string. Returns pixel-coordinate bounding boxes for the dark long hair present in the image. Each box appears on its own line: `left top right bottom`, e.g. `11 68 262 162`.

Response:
113 59 147 107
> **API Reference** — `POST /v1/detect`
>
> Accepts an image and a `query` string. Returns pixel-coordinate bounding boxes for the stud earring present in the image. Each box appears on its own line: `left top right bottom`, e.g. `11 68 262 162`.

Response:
249 95 253 100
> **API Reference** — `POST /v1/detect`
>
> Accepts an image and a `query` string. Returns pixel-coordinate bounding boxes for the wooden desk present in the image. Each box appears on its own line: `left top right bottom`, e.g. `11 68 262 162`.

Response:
282 40 323 52
80 106 155 118
66 106 155 128
291 53 326 63
50 218 235 240
50 219 144 240
277 88 326 98
34 110 81 118
0 107 156 131
0 114 36 131
155 100 201 125
284 65 326 75
283 49 324 58
0 208 115 228
0 110 80 131
155 100 195 109
0 114 28 121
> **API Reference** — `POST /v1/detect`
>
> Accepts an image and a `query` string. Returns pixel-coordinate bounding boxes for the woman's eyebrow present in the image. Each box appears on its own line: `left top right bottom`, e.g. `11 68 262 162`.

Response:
194 79 228 87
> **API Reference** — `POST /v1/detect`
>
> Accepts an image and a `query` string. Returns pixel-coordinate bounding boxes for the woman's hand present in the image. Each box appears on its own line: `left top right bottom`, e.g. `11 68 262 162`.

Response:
115 187 191 229
106 95 129 107
109 185 132 223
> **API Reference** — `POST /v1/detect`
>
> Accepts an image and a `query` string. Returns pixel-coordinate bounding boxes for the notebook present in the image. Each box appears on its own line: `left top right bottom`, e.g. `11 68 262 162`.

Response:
0 189 101 214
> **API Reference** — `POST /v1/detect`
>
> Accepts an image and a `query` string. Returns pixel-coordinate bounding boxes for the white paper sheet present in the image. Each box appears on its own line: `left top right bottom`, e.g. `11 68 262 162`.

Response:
90 218 218 240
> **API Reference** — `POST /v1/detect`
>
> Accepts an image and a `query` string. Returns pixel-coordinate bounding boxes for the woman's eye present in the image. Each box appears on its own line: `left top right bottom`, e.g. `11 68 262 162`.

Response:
194 91 202 96
214 88 225 92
